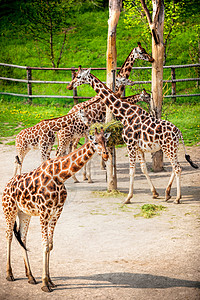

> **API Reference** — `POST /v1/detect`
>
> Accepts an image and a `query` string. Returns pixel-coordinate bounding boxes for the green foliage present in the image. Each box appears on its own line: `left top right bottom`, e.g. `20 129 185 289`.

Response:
123 0 192 64
134 204 166 218
90 120 124 147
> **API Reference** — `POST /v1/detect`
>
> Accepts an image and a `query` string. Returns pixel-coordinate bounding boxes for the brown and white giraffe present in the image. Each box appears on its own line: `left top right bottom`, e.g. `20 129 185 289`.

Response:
57 42 154 182
57 89 151 183
14 109 88 176
66 67 199 204
2 128 110 293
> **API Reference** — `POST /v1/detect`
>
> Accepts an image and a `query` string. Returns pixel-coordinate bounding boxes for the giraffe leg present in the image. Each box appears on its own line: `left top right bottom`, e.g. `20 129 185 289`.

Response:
40 220 52 293
165 171 175 201
174 172 181 204
46 208 63 288
3 199 18 281
137 151 159 198
100 158 106 170
18 211 36 284
162 145 182 204
123 146 137 204
86 160 93 183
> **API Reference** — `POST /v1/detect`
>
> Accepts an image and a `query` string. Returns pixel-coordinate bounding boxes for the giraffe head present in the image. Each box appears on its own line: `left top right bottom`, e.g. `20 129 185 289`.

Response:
133 42 154 62
67 66 91 90
139 89 151 104
89 127 110 161
115 76 134 89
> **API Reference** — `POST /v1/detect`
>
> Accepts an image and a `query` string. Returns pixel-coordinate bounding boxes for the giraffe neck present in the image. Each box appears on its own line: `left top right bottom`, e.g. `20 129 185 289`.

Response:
51 141 96 183
43 114 77 131
87 73 132 122
115 49 136 96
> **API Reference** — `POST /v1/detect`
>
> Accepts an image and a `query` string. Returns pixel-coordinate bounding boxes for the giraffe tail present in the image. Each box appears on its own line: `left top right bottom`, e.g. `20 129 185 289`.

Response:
180 133 199 169
13 222 27 251
15 155 21 165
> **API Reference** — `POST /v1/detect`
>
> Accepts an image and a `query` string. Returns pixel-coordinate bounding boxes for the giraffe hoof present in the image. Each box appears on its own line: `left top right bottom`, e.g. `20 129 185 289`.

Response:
173 199 181 204
28 276 37 284
152 191 159 199
165 194 171 201
41 285 53 293
6 274 15 281
123 199 131 205
87 179 93 183
73 179 80 183
48 279 56 287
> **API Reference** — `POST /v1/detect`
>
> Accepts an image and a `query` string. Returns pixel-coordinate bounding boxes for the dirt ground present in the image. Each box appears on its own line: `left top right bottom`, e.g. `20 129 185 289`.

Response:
0 140 200 300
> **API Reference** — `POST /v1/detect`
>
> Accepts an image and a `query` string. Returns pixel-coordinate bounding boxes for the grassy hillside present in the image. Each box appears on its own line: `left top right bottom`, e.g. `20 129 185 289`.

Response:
0 2 199 145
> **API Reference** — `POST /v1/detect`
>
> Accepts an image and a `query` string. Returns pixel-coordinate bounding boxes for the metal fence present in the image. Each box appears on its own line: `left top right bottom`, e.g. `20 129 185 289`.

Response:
0 62 200 104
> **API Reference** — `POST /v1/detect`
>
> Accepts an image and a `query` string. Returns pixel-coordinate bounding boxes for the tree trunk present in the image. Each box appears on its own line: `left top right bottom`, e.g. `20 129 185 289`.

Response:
151 0 165 171
106 0 121 190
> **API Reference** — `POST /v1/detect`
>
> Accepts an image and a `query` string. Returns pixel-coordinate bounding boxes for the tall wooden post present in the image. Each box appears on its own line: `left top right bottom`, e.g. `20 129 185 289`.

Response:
141 0 165 171
27 67 32 102
171 67 176 101
71 67 78 105
106 0 121 191
151 0 164 171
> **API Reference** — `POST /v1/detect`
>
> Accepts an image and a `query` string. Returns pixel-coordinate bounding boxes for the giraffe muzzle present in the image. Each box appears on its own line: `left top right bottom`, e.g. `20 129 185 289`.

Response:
102 151 109 161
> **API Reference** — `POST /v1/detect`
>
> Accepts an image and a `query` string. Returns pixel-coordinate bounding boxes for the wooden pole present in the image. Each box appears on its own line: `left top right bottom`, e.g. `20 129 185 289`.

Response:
171 67 176 101
106 0 121 191
27 67 32 102
71 67 78 105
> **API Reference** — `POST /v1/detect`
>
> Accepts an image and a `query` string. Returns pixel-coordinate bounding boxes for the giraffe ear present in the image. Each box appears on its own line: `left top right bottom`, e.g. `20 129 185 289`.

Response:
104 132 111 140
88 135 95 142
86 68 91 75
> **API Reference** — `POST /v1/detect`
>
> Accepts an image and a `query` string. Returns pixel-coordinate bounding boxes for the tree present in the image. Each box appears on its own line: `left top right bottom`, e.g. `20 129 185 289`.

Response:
123 0 183 65
22 0 75 68
106 0 122 190
124 0 165 171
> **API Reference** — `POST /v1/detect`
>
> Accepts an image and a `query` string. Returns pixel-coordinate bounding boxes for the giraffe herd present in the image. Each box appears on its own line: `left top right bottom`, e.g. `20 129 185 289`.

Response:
1 43 198 293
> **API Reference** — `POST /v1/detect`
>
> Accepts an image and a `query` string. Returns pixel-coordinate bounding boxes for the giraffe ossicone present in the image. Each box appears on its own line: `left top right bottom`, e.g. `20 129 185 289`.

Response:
2 128 110 292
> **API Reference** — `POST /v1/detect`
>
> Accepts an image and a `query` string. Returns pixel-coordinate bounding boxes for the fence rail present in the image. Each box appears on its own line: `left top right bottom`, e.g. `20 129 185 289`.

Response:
0 62 200 103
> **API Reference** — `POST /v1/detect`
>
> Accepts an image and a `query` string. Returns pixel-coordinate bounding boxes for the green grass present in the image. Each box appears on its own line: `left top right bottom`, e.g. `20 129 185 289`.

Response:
0 5 199 146
0 97 70 138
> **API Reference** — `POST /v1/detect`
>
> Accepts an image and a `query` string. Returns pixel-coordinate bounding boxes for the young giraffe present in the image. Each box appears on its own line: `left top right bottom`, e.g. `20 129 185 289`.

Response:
57 42 154 182
2 128 110 293
67 67 199 204
14 109 88 176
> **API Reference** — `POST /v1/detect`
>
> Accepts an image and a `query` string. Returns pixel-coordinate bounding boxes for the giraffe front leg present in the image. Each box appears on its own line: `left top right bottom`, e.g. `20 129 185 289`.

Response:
40 220 52 293
137 151 159 199
86 160 93 183
82 164 88 181
123 146 136 205
123 167 136 204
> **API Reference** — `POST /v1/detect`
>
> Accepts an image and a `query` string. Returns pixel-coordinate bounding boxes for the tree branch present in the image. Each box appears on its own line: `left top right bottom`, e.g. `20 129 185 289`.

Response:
56 29 67 68
140 0 152 26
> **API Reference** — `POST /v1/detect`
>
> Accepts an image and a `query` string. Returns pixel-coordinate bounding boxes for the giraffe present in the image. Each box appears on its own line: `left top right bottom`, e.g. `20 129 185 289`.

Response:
57 89 151 183
57 42 154 182
14 109 88 176
66 67 199 204
2 128 110 293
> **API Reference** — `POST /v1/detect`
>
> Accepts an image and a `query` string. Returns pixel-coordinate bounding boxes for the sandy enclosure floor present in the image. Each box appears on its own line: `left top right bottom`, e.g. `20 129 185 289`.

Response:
0 141 200 300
